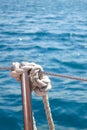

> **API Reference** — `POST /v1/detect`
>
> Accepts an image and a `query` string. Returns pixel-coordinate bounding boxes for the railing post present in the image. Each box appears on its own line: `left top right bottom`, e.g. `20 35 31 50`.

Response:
21 70 33 130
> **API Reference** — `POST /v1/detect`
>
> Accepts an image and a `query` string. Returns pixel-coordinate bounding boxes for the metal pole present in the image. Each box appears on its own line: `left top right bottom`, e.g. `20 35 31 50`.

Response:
21 70 33 130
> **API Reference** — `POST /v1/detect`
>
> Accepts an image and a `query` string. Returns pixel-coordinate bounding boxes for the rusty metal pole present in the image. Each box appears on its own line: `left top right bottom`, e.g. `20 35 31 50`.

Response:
21 70 33 130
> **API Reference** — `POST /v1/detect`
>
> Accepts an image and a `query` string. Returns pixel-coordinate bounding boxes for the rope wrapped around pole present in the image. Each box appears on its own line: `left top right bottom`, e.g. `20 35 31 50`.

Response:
10 62 55 130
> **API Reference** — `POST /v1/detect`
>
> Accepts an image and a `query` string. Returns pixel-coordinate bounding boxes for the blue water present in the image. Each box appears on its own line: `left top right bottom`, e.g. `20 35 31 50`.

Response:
0 0 87 129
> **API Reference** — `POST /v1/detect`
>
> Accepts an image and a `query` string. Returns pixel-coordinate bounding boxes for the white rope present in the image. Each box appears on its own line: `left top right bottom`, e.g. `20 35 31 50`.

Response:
10 62 55 130
42 95 55 130
33 114 37 130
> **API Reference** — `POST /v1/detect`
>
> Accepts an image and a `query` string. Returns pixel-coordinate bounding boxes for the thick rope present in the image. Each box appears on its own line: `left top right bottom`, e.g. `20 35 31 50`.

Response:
10 62 55 130
42 95 55 130
33 114 37 130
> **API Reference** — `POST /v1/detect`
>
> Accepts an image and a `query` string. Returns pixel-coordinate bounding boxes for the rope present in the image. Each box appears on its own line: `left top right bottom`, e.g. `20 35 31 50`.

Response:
0 67 13 70
10 62 55 130
43 71 87 82
0 66 87 82
33 114 37 130
42 95 55 130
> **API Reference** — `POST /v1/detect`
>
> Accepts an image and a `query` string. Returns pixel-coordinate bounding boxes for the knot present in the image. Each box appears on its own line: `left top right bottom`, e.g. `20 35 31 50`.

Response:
32 75 52 96
10 62 52 96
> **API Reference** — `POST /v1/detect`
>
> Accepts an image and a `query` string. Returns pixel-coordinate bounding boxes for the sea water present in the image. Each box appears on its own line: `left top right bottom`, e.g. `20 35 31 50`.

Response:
0 0 87 130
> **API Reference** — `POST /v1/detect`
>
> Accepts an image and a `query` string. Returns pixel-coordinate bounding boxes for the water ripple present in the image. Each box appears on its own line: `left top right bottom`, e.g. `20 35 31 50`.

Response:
0 0 87 129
